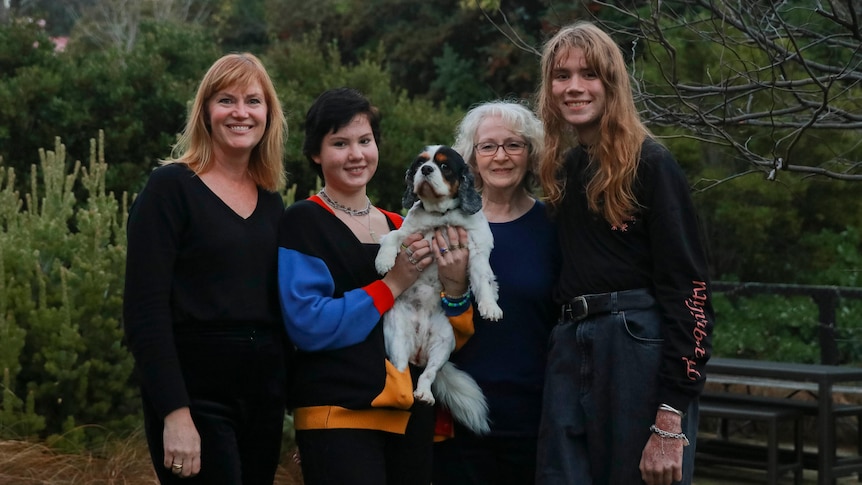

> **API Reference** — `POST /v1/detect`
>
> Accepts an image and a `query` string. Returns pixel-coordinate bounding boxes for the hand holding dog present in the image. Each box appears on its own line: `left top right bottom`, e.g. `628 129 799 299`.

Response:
433 226 469 296
381 232 433 298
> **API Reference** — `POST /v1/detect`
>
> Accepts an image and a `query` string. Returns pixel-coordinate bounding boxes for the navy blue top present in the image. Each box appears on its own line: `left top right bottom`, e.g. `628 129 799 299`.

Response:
449 200 559 437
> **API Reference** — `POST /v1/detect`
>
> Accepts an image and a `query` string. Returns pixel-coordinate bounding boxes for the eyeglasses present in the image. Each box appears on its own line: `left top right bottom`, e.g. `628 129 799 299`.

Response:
474 141 528 156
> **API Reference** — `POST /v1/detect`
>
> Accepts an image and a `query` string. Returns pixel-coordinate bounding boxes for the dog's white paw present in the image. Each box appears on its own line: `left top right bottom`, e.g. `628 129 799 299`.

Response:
375 258 394 275
478 301 503 321
374 248 397 274
414 387 436 405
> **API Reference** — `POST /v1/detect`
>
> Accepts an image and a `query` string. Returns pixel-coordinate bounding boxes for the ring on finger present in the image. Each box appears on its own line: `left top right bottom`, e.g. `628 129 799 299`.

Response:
172 463 183 470
439 247 449 255
405 247 414 257
408 255 418 265
416 263 424 272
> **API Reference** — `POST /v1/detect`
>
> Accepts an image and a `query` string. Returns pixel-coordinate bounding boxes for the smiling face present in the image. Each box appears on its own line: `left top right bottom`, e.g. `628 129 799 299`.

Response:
313 113 379 193
551 46 606 145
473 114 530 195
207 80 267 160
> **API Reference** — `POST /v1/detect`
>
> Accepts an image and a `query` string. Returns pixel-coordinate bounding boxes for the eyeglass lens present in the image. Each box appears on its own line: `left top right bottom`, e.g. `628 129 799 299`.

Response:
475 141 526 155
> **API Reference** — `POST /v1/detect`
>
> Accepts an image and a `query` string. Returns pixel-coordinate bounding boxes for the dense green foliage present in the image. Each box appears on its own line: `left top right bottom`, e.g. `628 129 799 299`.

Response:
265 0 548 104
0 18 219 199
264 33 462 208
712 293 862 365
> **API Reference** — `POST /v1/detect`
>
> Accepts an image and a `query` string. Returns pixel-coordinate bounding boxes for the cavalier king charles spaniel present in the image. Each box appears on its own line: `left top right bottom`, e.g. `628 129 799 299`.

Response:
375 145 501 435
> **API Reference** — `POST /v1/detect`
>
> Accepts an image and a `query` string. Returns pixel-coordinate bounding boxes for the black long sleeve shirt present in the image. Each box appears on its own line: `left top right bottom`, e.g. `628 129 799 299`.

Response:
555 139 714 410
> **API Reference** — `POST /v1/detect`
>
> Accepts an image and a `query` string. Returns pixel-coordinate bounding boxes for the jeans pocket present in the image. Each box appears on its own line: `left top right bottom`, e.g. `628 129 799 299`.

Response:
619 309 664 343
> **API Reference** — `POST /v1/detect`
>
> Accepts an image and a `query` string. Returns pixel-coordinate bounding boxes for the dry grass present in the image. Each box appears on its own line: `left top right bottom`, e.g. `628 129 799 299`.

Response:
0 437 304 485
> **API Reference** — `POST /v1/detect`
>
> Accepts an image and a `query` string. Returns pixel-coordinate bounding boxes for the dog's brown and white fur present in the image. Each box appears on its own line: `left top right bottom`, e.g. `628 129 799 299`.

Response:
375 145 501 435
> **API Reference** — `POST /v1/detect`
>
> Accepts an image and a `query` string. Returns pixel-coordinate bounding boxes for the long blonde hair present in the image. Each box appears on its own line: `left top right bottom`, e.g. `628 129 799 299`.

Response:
165 53 286 191
537 21 650 227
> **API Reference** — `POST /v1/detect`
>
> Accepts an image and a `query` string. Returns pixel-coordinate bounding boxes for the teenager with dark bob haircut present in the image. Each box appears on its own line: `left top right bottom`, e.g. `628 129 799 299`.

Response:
277 87 475 485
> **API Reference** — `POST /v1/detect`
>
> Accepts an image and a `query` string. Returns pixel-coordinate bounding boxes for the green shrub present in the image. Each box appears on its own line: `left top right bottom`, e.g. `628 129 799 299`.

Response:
0 132 137 444
712 293 862 365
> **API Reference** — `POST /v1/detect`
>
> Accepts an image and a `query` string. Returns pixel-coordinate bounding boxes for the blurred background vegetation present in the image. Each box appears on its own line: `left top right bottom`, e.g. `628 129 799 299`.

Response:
0 0 860 448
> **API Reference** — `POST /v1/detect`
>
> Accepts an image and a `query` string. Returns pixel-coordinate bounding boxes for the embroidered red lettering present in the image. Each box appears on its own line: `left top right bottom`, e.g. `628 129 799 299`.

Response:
683 356 702 380
684 281 709 380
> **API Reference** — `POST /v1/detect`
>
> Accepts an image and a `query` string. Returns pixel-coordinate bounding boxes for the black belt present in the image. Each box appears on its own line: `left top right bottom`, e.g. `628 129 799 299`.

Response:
560 288 655 322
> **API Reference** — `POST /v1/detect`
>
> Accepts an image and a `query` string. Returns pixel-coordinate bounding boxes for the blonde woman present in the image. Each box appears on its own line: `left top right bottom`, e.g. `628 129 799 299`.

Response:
535 22 714 485
124 53 289 484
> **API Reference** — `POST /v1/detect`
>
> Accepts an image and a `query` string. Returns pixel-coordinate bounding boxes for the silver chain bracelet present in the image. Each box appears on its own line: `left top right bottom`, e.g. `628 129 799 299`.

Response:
649 424 690 446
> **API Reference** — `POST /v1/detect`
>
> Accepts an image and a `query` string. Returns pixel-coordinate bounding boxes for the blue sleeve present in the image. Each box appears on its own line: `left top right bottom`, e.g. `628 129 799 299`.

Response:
277 247 384 352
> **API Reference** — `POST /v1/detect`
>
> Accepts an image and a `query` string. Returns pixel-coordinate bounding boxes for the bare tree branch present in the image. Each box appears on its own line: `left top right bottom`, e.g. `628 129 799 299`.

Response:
595 0 862 181
480 0 862 182
472 0 541 56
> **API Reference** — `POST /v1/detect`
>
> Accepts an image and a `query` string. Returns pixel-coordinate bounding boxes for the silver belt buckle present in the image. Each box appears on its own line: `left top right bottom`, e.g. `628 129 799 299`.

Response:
571 296 588 321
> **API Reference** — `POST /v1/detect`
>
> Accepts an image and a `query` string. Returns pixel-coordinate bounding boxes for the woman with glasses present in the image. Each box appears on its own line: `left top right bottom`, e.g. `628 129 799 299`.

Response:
432 100 560 485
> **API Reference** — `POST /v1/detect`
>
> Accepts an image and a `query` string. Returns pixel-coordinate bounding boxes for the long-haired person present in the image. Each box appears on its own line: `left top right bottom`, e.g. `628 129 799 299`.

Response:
534 22 714 485
124 53 290 484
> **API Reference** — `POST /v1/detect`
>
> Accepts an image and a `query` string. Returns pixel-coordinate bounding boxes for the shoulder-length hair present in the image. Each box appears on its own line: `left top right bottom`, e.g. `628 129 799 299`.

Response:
164 52 286 191
536 21 650 227
452 100 544 193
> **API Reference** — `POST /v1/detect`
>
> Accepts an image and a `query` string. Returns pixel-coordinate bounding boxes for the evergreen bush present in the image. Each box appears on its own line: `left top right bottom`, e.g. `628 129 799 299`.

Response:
0 132 138 446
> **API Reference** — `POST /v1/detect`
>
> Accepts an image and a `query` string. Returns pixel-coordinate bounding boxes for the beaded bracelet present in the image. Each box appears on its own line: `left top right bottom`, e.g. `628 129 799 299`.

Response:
649 424 690 446
441 289 471 308
442 288 470 300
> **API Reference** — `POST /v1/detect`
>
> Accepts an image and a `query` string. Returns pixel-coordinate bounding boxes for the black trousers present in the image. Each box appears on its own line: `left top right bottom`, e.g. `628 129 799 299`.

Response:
433 422 538 485
142 324 287 485
295 402 435 485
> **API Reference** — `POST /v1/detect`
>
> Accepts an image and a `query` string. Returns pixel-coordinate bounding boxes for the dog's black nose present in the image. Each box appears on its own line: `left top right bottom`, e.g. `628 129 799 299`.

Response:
421 165 435 176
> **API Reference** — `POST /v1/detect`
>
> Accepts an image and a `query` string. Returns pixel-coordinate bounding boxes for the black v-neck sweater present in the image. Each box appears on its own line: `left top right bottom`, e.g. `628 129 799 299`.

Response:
123 163 284 418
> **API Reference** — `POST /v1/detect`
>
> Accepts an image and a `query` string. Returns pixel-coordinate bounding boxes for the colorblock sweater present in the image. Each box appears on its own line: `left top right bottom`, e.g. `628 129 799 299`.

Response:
277 195 473 434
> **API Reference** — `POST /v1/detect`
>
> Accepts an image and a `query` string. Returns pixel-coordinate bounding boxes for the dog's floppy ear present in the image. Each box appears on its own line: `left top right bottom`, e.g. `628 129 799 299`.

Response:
458 165 482 215
402 156 420 209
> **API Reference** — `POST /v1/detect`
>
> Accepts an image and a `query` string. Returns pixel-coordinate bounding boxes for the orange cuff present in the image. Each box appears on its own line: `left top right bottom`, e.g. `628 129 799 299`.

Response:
447 305 474 351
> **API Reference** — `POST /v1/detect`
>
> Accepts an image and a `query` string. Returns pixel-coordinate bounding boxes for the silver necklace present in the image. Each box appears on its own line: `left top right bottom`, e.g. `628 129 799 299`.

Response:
351 212 378 243
319 189 377 242
318 189 371 216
